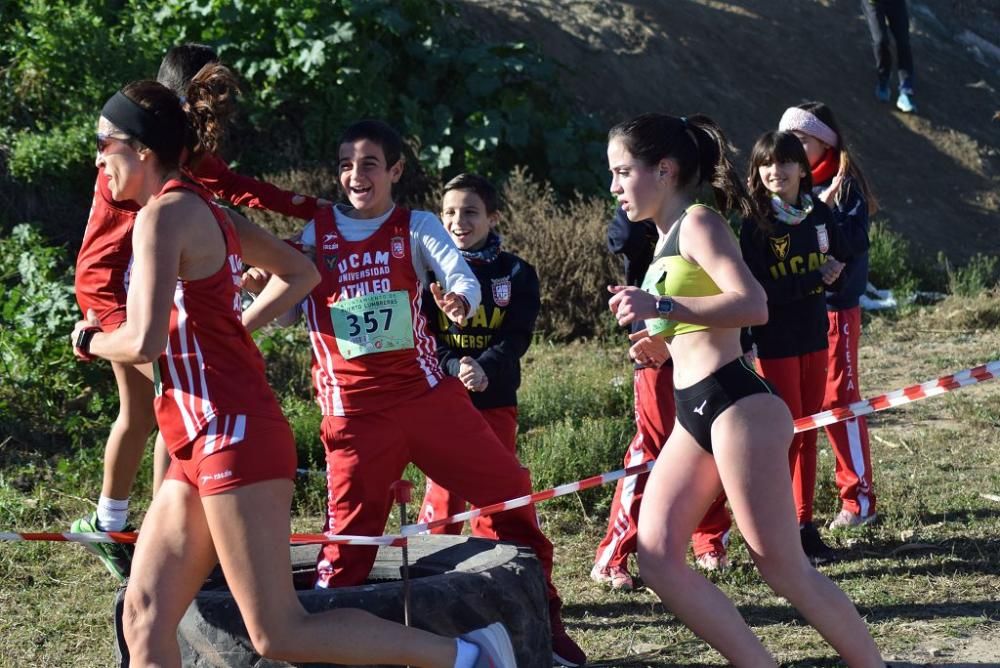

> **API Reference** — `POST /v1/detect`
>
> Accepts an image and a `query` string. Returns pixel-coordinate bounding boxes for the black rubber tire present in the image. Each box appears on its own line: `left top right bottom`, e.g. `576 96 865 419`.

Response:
114 535 551 667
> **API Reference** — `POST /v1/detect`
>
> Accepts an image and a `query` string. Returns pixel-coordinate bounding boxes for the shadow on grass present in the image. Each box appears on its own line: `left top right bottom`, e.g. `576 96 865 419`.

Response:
840 535 1000 578
584 652 1000 668
564 598 1000 631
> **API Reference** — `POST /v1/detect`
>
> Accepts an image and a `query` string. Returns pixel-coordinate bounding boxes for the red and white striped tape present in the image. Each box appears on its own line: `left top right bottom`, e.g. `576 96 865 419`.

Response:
401 462 655 536
403 359 1000 534
792 359 1000 432
0 531 406 548
7 360 997 546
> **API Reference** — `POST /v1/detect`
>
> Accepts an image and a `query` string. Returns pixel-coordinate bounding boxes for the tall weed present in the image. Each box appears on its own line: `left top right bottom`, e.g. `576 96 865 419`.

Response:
516 342 635 511
501 168 619 340
867 219 918 294
938 251 1000 296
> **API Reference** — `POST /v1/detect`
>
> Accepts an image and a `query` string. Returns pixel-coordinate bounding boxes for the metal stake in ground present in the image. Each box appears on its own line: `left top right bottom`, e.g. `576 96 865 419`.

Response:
390 480 414 628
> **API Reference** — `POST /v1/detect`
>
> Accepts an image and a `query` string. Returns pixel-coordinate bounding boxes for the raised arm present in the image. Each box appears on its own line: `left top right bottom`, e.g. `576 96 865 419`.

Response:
231 210 320 333
413 212 481 322
610 207 767 328
189 152 321 220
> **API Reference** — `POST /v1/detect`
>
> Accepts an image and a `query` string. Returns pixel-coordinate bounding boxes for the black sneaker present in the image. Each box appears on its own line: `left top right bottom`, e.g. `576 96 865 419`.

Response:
800 522 837 565
71 512 134 581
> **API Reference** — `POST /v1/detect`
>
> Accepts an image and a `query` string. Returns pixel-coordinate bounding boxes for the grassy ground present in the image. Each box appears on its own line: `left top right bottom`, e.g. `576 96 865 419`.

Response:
1 295 999 666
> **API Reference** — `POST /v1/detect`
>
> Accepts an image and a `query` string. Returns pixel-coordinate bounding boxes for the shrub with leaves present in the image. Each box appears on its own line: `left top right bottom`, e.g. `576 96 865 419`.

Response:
867 219 918 294
1 0 605 238
938 251 1000 297
501 168 619 340
0 224 115 452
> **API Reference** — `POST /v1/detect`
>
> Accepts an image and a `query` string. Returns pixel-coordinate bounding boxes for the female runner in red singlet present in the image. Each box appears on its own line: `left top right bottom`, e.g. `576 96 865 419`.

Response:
69 65 513 668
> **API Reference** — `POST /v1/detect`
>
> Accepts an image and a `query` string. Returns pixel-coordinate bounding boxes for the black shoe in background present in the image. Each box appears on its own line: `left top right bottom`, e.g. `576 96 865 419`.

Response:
800 521 837 565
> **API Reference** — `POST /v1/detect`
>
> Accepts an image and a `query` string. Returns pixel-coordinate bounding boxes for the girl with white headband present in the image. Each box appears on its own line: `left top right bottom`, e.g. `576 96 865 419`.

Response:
779 102 880 534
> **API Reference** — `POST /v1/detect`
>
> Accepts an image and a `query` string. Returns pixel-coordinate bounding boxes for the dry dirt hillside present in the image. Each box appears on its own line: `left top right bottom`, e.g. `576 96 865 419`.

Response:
454 0 1000 263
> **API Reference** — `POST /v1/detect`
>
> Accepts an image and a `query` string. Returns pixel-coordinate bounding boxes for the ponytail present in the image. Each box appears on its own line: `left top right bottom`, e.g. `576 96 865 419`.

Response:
686 115 753 220
182 63 240 162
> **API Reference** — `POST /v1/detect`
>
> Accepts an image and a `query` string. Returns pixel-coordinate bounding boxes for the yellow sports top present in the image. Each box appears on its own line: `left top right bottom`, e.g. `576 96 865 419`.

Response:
641 205 723 338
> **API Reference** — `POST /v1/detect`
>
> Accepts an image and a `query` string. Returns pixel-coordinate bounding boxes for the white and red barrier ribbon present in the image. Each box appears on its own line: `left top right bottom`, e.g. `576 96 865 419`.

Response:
0 531 406 548
401 461 657 536
7 360 998 545
792 359 999 433
0 531 138 544
404 359 1000 534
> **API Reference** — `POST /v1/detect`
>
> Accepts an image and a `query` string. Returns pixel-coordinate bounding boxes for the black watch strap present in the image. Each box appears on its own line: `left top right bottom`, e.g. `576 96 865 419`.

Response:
75 327 99 357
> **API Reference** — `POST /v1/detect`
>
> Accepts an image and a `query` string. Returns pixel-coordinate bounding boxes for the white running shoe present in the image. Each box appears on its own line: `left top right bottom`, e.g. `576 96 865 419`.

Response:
460 622 517 668
828 509 878 530
694 550 730 572
589 563 634 591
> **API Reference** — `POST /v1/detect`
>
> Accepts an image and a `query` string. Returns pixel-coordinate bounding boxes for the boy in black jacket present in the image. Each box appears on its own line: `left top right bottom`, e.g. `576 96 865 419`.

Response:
417 173 541 536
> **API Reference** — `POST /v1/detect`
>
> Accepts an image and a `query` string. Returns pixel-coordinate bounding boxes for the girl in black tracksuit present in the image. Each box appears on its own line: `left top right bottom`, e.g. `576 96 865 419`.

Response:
741 131 852 565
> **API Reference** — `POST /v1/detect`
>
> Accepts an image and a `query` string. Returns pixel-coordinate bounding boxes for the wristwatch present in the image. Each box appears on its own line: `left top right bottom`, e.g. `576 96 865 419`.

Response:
656 296 674 317
74 326 100 361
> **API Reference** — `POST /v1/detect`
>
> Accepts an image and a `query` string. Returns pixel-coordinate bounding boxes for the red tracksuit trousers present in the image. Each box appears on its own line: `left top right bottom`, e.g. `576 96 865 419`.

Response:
824 306 876 517
757 349 829 525
417 405 521 535
316 377 561 614
593 365 730 570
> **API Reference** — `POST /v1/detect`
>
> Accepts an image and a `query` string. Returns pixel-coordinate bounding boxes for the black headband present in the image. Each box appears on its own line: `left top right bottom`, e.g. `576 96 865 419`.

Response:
100 90 181 160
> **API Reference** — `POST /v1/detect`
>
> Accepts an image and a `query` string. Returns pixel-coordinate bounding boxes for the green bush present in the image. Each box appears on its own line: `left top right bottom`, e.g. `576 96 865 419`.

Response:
1 0 604 212
0 224 114 453
938 251 999 297
867 219 917 294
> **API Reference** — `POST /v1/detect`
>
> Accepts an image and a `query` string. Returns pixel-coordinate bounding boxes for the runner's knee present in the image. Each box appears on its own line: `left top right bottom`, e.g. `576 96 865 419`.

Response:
122 588 172 655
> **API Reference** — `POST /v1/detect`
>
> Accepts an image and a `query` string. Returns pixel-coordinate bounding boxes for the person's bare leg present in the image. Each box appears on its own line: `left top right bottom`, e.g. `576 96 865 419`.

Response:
637 425 777 667
713 394 884 667
202 479 457 667
102 361 156 500
151 432 170 496
122 479 219 666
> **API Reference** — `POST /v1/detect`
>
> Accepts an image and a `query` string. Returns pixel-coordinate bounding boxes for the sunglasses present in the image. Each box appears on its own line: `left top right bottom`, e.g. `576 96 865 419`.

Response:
96 132 131 155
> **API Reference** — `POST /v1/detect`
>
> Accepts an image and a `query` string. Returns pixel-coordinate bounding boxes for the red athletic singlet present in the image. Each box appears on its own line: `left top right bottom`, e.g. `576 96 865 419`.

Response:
303 206 442 416
151 180 284 453
75 173 140 330
75 161 317 331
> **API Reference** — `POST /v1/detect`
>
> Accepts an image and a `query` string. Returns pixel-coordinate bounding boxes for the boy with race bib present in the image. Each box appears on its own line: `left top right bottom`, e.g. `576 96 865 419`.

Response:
272 121 586 667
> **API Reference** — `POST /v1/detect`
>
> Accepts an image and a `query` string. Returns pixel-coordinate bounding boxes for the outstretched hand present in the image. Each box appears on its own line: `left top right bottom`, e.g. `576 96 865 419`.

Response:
817 175 844 207
430 282 470 326
608 285 658 326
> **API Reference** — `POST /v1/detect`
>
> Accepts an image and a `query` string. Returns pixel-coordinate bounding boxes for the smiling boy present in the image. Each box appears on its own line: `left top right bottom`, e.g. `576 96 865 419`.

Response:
416 173 541 538
287 122 585 666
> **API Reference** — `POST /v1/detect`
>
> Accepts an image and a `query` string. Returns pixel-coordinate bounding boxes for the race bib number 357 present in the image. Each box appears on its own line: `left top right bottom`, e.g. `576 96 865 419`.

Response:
330 290 415 359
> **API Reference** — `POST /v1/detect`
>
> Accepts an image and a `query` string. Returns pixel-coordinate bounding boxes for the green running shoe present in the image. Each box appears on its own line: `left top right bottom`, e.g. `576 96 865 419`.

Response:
71 512 134 581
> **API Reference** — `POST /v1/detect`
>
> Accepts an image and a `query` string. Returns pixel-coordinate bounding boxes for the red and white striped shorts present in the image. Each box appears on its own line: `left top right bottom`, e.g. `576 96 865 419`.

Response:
164 414 297 496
